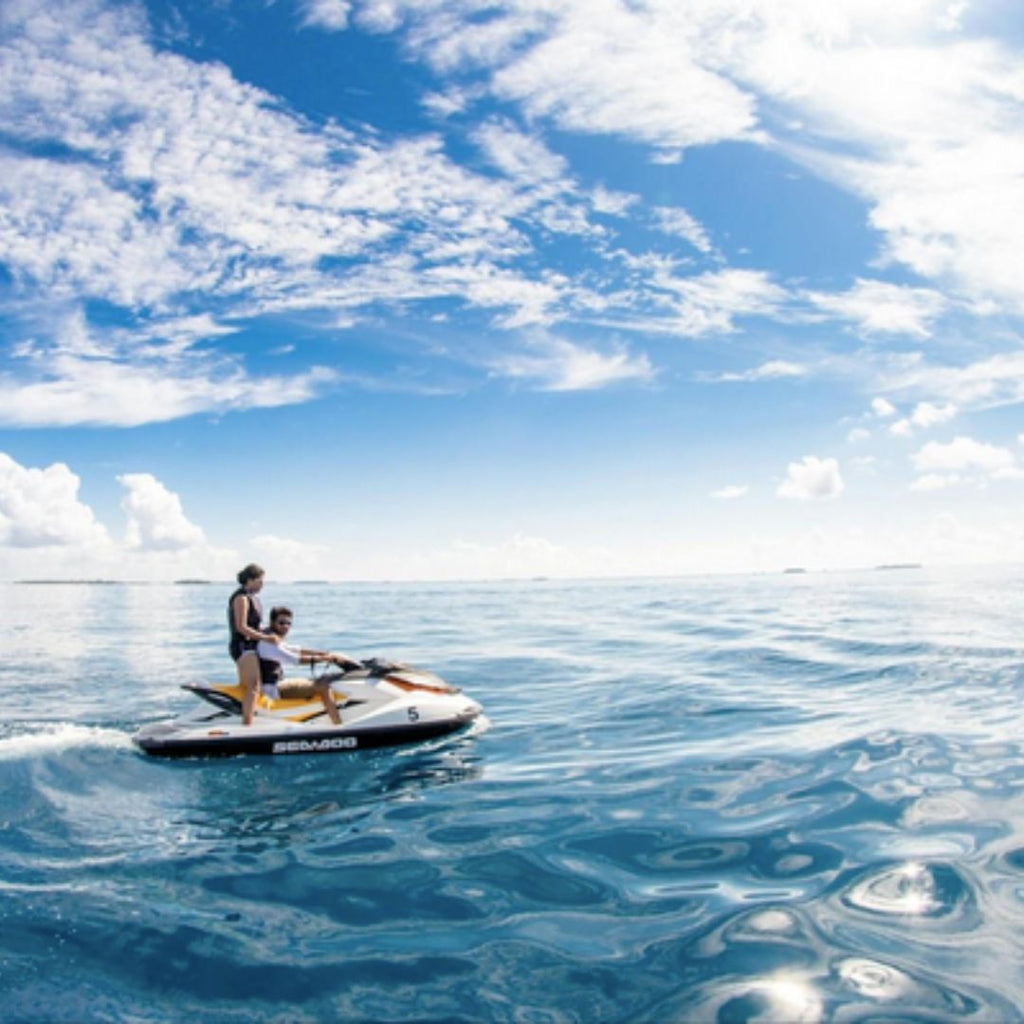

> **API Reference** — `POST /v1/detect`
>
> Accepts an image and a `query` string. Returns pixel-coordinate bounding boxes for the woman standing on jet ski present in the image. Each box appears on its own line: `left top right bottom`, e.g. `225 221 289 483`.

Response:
228 563 279 726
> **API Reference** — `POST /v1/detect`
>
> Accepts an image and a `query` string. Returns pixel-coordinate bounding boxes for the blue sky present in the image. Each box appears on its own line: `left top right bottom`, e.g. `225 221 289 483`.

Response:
2 0 1024 580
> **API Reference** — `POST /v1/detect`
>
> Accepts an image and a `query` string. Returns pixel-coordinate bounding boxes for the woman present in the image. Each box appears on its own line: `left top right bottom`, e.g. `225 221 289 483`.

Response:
228 563 278 725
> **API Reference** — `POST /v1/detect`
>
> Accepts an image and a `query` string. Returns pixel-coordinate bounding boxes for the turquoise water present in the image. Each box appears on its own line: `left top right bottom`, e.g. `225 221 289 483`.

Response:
2 568 1024 1021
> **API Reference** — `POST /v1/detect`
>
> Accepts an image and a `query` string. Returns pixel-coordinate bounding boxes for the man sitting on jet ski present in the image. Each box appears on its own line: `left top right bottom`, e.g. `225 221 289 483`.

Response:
256 607 362 726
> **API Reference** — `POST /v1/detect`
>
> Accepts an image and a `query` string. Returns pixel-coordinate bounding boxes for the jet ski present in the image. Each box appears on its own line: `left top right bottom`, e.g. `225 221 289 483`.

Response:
133 658 483 759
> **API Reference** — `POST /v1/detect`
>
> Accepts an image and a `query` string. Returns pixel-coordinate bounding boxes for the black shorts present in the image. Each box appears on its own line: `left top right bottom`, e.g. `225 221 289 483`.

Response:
229 638 258 662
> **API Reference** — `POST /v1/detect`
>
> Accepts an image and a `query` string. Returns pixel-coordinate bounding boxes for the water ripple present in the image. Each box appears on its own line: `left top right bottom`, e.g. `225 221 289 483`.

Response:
3 570 1024 1020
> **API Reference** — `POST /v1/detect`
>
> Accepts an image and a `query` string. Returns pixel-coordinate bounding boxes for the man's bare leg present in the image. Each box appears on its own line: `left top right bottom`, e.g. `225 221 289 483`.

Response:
315 681 342 725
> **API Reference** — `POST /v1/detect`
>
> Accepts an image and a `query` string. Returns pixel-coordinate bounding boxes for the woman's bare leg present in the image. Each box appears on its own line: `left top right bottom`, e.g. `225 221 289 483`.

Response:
238 652 260 725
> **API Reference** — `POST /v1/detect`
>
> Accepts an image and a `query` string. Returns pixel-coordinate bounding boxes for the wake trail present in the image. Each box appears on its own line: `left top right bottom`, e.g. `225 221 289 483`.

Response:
0 723 134 762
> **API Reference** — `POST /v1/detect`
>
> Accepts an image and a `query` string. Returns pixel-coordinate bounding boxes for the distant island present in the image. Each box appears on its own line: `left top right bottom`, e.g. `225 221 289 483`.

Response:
783 567 807 574
15 579 125 585
174 578 212 584
875 563 923 571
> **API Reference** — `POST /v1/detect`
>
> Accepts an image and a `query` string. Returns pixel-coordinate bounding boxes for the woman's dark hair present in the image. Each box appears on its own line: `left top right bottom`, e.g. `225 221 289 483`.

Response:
236 563 265 586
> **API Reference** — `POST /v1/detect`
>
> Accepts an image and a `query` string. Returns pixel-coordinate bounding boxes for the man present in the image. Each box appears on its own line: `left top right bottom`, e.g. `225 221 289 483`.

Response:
256 606 361 726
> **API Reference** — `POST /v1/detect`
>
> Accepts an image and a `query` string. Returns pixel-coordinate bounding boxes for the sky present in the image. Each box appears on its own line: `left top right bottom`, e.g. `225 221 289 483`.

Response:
2 0 1024 581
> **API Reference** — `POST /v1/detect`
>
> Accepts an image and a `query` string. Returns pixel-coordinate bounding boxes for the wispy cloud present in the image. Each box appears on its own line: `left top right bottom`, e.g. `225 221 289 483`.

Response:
804 279 948 338
880 351 1024 410
651 206 713 254
711 484 748 500
0 312 336 427
710 360 809 383
487 333 654 391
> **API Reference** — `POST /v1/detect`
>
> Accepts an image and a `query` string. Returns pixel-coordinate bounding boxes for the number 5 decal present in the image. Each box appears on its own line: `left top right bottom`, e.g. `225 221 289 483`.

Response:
408 706 420 722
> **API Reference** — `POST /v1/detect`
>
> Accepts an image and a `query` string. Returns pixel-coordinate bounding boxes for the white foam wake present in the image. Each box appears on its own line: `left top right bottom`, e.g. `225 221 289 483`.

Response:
0 723 134 762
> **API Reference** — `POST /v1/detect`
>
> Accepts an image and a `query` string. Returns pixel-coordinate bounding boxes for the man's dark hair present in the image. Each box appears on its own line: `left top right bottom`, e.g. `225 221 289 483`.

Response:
270 605 293 624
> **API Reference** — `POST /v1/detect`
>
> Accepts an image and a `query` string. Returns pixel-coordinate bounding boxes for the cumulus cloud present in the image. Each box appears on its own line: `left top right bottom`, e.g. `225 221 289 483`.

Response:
0 453 110 548
119 473 206 551
909 435 1021 489
872 397 897 418
890 400 957 437
777 456 844 500
300 0 352 31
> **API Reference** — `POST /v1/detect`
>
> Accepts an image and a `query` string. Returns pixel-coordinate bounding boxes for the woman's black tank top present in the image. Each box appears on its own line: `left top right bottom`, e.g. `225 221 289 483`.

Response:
227 586 262 660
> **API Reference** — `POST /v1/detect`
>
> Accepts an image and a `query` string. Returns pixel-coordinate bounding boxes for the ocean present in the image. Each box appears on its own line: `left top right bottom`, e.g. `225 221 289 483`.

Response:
2 567 1023 1021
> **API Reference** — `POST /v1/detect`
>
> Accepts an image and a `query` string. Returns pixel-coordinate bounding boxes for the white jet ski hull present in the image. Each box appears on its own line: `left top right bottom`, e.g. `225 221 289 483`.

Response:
133 663 482 759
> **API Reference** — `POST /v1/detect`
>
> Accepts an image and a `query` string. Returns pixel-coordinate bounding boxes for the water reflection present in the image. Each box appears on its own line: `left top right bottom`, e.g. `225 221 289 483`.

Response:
166 735 485 849
685 972 823 1023
841 860 971 920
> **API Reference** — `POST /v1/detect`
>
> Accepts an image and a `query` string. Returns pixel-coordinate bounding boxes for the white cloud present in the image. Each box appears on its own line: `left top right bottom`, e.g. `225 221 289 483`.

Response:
909 434 1024 490
890 400 957 436
356 0 1024 319
909 401 957 429
711 485 748 499
0 312 337 427
0 453 110 548
912 435 1015 475
0 454 242 577
387 1 761 153
119 473 206 551
714 360 808 382
472 119 569 186
300 0 352 31
606 267 788 337
872 397 897 418
5 0 1024 440
488 334 654 391
651 206 713 254
847 427 870 443
805 279 948 337
0 0 629 415
880 351 1024 411
590 185 639 216
777 455 844 500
